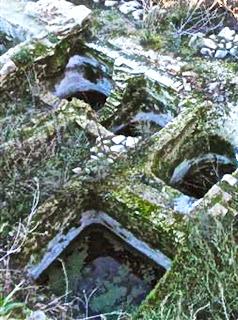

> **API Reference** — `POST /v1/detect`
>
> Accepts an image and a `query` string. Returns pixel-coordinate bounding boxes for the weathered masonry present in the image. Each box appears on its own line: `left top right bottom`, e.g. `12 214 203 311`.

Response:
0 0 238 318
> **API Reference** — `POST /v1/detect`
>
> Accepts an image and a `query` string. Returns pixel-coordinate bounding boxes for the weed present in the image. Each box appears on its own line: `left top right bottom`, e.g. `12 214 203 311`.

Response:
137 213 238 319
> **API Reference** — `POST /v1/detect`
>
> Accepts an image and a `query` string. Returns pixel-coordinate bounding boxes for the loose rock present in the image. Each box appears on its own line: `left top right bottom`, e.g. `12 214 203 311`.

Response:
218 27 235 41
214 49 228 59
200 47 213 57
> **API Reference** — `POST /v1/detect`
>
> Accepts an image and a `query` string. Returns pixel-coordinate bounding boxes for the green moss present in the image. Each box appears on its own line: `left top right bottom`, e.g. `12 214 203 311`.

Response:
104 186 185 258
33 42 49 57
0 101 91 234
179 38 197 58
12 47 33 65
11 41 50 66
113 188 159 218
47 33 60 44
227 61 238 73
135 213 238 320
45 38 71 74
140 31 163 51
91 9 137 39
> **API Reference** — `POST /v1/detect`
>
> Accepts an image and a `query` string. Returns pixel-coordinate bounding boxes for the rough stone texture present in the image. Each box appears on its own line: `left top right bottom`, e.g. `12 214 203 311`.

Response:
119 1 141 14
25 0 91 34
0 0 91 79
0 0 91 41
202 38 217 50
218 27 235 41
190 28 238 60
200 47 213 57
215 49 228 59
1 0 238 318
222 174 238 186
28 311 47 320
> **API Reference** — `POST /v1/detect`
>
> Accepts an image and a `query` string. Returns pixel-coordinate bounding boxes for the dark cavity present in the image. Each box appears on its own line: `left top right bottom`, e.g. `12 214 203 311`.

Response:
170 153 237 199
112 111 173 137
54 55 112 110
38 224 166 319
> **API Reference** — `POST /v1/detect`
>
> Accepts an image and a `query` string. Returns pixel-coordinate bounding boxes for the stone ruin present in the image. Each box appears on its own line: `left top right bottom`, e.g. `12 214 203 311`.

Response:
0 0 238 318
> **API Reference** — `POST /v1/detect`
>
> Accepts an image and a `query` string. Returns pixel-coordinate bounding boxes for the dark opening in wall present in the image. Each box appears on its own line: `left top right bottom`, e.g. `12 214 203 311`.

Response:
170 153 236 198
33 212 170 318
112 111 173 137
170 136 237 199
54 55 113 110
107 75 176 138
153 135 238 199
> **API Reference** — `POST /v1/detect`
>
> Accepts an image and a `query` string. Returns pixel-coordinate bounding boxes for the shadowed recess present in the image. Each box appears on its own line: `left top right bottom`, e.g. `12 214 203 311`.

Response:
152 134 238 199
170 153 237 198
38 224 166 318
54 55 113 110
112 111 173 137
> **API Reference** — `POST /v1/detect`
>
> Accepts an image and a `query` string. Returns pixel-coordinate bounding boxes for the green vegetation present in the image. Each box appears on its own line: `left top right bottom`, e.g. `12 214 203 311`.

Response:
12 47 33 65
136 213 238 320
0 283 28 318
140 31 163 51
1 0 238 319
91 9 137 39
0 124 90 235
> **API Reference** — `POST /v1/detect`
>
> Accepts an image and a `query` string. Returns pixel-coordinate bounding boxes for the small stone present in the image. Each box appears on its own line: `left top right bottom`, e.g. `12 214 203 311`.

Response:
230 46 238 57
91 155 99 160
28 311 46 320
72 167 82 175
226 42 233 49
207 186 231 203
104 0 117 7
207 185 222 197
208 203 228 217
222 174 238 186
222 191 232 202
97 152 105 158
183 80 192 91
110 144 126 153
233 34 238 43
100 145 110 153
218 27 235 41
132 9 143 20
124 136 139 148
0 44 6 53
112 135 126 145
209 34 217 41
188 32 204 49
218 42 225 49
214 49 228 59
217 95 225 102
0 59 17 76
107 158 114 164
208 82 219 92
119 1 141 14
96 137 111 146
231 76 238 85
168 64 181 75
202 38 217 50
182 71 197 77
90 146 98 153
145 69 181 91
200 47 213 57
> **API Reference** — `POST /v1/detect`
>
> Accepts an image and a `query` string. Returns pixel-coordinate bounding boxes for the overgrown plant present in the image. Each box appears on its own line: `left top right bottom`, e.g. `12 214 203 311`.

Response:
0 180 40 318
142 0 235 52
136 213 238 319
